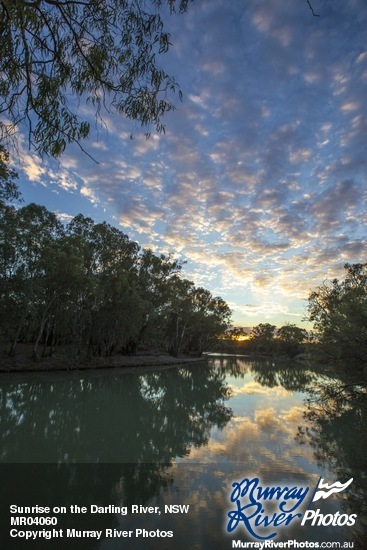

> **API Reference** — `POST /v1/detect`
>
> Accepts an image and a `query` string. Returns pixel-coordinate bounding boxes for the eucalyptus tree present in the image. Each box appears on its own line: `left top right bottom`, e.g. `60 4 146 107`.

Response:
307 263 367 366
65 215 141 357
0 202 19 345
0 0 190 157
249 323 277 353
0 203 63 356
135 249 182 351
0 145 20 203
276 323 308 358
0 201 233 360
187 287 232 354
89 222 141 357
164 281 232 356
164 277 194 356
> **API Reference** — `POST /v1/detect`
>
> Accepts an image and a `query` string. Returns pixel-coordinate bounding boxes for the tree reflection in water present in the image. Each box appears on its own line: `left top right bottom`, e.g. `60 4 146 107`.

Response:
213 356 367 546
0 365 233 463
296 374 367 548
0 364 233 548
214 355 317 391
2 358 367 547
0 462 179 550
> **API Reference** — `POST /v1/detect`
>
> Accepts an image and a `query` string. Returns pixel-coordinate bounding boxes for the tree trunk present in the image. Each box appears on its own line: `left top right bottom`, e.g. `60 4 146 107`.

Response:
42 320 51 357
170 315 187 357
8 312 27 357
32 313 48 361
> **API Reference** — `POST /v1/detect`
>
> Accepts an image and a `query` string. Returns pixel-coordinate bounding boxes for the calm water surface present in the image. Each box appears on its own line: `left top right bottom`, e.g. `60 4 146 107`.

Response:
0 357 365 548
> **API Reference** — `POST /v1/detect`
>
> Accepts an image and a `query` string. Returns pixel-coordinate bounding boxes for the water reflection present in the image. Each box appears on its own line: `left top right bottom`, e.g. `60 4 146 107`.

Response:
214 355 316 390
1 463 178 550
0 364 232 463
297 376 367 547
0 358 365 548
182 358 318 477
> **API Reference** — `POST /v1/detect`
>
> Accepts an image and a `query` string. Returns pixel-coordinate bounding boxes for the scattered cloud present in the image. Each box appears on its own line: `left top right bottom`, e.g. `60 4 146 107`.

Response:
14 0 367 327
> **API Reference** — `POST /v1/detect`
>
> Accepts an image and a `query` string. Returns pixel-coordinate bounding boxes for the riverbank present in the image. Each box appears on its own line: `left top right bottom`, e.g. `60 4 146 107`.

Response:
0 345 206 373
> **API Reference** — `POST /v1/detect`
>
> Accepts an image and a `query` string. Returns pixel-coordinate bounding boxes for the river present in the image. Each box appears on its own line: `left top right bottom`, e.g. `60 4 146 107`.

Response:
0 356 365 548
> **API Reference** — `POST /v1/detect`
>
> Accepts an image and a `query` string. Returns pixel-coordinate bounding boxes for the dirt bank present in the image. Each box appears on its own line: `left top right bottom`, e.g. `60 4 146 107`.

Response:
0 346 206 373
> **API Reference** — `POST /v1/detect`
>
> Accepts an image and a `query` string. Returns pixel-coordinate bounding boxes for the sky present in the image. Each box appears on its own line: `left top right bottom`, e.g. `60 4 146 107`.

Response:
12 0 367 329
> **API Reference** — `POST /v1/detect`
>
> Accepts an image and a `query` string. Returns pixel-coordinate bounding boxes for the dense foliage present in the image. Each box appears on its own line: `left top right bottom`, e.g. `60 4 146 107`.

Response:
307 263 367 366
0 145 20 202
0 0 190 156
0 202 231 359
247 323 308 357
219 323 308 358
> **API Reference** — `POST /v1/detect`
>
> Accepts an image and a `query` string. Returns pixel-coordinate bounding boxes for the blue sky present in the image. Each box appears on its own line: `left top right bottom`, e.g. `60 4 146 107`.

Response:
13 0 367 328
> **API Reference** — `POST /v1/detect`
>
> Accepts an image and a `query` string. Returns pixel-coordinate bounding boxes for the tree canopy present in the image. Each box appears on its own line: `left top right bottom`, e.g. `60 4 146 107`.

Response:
0 201 231 359
246 322 307 357
0 145 20 202
0 0 190 156
307 263 367 366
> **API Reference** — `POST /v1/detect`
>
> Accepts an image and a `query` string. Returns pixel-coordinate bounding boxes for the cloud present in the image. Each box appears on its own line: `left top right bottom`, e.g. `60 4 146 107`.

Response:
55 212 74 223
15 0 367 328
231 381 289 398
184 405 313 472
80 185 99 205
18 151 46 183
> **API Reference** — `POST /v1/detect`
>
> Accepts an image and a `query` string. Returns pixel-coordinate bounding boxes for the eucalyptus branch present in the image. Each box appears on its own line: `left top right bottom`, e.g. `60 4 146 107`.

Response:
0 0 188 157
307 0 320 17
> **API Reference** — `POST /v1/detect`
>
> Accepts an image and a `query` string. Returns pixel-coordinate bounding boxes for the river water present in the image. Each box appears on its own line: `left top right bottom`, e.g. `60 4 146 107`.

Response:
0 356 365 548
